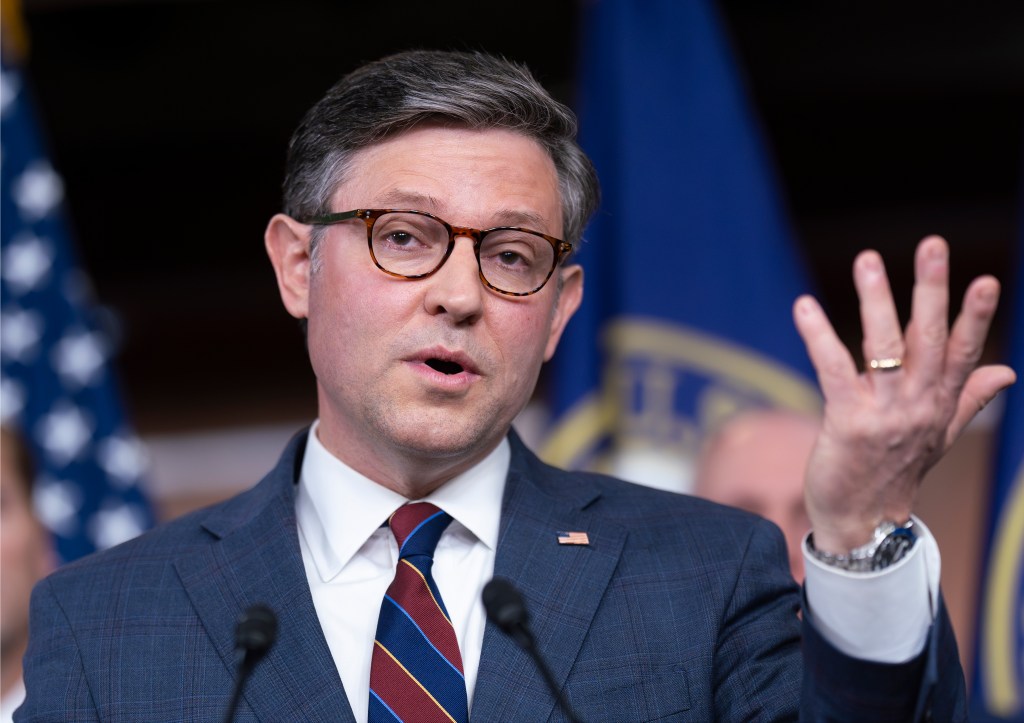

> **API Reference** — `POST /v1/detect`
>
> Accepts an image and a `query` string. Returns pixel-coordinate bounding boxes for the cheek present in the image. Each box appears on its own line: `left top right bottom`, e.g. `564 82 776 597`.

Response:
492 306 553 371
1 520 27 561
307 286 361 385
306 272 419 379
1 521 44 582
308 270 375 340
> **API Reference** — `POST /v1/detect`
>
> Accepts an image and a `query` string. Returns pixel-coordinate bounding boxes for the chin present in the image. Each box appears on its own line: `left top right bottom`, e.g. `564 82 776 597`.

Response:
392 428 489 460
380 407 505 461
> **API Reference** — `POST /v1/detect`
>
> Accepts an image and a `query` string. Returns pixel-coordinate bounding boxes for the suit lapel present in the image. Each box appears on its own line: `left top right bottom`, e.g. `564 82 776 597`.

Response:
472 435 627 721
174 431 357 723
168 429 623 722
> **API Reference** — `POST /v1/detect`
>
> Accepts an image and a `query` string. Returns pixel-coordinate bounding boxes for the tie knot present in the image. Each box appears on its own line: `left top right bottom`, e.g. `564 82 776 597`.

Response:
388 502 453 559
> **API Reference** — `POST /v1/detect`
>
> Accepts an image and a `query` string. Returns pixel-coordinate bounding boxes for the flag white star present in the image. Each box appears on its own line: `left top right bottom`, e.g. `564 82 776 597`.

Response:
0 68 21 118
2 232 55 293
97 434 148 487
52 329 107 388
34 476 83 536
87 502 147 550
0 308 45 362
36 401 93 466
13 160 64 221
0 375 26 423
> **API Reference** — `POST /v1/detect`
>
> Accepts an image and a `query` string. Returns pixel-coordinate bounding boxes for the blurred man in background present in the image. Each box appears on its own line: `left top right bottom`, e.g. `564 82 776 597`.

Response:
0 427 53 722
696 409 819 582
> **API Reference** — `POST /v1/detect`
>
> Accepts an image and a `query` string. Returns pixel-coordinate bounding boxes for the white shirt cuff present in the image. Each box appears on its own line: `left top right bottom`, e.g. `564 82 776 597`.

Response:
803 515 940 663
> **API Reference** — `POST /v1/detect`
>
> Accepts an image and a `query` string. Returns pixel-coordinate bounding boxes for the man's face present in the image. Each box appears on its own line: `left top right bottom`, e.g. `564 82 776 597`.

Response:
696 411 818 583
267 126 582 490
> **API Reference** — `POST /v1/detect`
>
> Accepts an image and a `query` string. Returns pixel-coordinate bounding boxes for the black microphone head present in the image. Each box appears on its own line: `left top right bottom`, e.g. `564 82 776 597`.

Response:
235 604 278 656
482 577 529 633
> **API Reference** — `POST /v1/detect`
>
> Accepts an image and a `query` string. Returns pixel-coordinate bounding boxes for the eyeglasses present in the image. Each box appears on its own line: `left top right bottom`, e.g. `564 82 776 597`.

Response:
303 209 573 296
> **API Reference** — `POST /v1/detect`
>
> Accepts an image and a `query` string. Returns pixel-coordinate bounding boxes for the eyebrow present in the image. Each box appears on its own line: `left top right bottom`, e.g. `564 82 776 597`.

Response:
374 190 552 232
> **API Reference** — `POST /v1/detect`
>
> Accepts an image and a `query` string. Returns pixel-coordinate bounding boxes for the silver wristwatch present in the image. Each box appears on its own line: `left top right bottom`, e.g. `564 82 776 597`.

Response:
807 519 917 572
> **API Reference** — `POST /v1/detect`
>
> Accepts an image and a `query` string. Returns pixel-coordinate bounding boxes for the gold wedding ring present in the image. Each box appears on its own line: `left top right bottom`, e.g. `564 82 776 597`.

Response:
869 357 903 372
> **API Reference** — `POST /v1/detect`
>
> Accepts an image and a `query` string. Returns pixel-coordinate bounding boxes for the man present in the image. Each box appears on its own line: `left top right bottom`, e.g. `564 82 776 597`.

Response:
19 51 1015 721
695 410 820 582
1 427 53 723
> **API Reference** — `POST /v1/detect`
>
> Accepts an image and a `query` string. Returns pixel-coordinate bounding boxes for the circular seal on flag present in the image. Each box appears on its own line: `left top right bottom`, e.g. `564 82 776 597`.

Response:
980 462 1024 717
541 317 821 492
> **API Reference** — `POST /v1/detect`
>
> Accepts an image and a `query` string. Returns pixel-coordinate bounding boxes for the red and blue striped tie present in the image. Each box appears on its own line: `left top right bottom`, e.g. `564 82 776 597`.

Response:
369 503 469 723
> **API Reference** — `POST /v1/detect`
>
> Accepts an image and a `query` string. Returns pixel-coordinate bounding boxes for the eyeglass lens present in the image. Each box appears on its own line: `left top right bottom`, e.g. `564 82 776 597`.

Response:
370 212 555 295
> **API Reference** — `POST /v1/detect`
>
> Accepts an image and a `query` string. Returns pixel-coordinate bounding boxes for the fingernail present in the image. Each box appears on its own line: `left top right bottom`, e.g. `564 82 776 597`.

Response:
859 253 882 276
927 242 947 261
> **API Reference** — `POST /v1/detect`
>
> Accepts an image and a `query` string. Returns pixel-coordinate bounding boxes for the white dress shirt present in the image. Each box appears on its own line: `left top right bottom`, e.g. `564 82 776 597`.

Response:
296 421 505 723
804 517 940 662
296 421 938 720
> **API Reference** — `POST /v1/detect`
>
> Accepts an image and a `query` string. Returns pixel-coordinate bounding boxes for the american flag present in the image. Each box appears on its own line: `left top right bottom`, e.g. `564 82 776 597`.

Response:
557 531 590 546
1 53 153 563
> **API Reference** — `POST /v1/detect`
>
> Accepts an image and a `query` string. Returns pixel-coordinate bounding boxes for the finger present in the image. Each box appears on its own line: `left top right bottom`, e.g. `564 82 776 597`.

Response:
944 275 1001 395
904 236 950 387
793 294 860 405
853 250 904 386
945 364 1018 446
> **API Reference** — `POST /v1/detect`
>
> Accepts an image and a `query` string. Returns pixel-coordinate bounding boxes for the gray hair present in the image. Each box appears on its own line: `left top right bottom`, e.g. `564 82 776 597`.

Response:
282 50 600 266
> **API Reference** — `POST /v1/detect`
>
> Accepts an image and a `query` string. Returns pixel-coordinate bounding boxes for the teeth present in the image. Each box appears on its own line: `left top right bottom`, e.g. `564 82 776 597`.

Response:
426 359 464 375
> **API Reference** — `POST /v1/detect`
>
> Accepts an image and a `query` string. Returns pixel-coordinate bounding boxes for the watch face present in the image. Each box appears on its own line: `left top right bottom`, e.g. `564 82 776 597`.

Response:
871 528 917 570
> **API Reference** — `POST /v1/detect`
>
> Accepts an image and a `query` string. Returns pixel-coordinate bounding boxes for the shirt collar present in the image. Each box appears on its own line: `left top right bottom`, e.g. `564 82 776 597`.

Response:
296 420 508 582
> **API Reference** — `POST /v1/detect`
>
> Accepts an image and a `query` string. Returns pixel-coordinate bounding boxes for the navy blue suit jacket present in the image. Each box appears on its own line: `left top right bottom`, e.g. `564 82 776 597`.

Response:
19 429 966 721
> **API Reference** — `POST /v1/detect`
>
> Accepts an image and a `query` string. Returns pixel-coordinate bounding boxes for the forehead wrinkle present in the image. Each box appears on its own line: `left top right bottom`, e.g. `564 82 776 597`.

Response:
375 189 447 213
488 208 550 231
373 189 553 233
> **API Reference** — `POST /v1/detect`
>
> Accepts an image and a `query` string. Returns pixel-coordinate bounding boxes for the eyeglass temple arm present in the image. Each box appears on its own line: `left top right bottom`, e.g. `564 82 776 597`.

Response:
302 209 365 225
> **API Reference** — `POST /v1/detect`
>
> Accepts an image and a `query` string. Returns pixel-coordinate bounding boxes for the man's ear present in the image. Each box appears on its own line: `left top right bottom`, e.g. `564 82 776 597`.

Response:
265 213 311 320
544 263 584 361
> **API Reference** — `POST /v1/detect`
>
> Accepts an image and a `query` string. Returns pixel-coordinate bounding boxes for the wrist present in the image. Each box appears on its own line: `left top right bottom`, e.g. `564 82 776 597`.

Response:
808 525 876 555
807 503 915 554
807 518 917 572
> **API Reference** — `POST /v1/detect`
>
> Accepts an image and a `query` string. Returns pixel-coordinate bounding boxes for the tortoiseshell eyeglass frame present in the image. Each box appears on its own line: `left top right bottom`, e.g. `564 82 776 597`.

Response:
302 208 573 297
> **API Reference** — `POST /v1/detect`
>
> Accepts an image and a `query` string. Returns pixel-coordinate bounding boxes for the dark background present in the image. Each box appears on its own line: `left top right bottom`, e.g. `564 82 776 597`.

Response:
19 0 1024 434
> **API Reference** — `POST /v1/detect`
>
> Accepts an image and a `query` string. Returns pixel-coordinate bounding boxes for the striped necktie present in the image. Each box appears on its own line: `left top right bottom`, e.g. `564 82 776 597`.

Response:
369 502 469 723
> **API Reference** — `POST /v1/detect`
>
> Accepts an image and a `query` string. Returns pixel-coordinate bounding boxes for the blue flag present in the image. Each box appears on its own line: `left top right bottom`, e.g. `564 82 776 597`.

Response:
1 54 154 562
542 0 819 489
972 210 1024 720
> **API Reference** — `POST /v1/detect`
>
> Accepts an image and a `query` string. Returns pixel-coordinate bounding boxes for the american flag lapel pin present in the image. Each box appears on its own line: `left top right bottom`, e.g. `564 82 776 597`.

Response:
557 531 590 546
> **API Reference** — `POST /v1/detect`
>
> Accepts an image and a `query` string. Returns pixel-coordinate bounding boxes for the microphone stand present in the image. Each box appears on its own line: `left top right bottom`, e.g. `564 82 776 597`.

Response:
483 578 583 723
223 604 278 723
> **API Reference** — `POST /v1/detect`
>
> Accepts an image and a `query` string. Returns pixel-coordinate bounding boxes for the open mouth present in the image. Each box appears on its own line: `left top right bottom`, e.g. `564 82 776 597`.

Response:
425 358 464 375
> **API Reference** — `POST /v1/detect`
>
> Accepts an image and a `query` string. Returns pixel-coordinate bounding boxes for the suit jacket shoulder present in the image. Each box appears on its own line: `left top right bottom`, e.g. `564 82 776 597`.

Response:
473 432 803 721
19 428 353 722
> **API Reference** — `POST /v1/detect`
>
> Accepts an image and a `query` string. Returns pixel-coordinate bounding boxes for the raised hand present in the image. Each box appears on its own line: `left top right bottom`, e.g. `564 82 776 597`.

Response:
793 235 1016 553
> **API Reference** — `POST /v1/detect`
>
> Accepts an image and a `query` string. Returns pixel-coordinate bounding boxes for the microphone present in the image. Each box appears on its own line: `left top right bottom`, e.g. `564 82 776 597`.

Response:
223 604 278 723
482 578 583 723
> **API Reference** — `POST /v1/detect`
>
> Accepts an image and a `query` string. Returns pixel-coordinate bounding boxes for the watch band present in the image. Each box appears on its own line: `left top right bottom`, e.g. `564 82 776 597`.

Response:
808 519 916 572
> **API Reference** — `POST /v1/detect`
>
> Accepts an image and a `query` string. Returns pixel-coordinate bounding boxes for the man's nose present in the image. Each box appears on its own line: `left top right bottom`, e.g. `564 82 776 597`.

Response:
422 236 485 323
